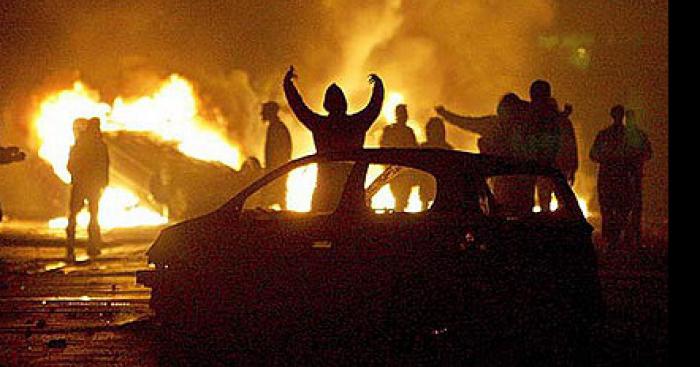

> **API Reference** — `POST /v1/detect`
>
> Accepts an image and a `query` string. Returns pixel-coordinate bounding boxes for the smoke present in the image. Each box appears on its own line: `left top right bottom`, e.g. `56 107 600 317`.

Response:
0 0 668 220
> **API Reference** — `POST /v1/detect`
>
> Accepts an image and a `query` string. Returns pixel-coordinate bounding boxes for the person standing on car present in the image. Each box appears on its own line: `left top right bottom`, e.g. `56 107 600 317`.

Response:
379 104 418 212
66 117 109 261
622 109 652 250
261 101 292 209
284 65 384 212
590 105 637 251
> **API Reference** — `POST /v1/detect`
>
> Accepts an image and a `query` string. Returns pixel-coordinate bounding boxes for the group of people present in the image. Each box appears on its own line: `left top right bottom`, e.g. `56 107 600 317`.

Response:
64 65 652 261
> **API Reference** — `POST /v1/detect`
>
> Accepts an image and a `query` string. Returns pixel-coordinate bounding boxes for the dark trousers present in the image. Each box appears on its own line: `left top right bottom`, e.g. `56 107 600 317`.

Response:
66 185 103 256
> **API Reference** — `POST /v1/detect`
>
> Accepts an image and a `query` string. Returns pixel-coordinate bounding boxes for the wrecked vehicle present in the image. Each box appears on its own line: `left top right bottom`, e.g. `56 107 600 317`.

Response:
137 149 602 364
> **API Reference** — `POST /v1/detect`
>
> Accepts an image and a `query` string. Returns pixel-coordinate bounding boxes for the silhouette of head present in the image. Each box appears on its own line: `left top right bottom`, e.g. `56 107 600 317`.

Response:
610 105 625 124
261 101 279 121
395 104 408 125
496 93 525 119
323 84 348 115
86 117 102 138
426 117 446 142
529 79 552 102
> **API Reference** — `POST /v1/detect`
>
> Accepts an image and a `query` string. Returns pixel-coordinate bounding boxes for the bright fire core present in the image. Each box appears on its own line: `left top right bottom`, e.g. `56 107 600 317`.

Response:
34 75 242 229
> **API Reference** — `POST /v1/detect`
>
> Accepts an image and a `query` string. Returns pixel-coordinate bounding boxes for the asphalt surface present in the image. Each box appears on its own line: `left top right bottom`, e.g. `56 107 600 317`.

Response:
0 219 668 366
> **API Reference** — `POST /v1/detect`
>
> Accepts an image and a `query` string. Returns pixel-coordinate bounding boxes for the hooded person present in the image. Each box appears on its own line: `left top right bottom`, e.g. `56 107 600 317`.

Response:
283 65 384 211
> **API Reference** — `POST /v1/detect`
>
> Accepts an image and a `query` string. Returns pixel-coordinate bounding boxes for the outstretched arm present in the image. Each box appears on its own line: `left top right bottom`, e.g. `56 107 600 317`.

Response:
435 106 499 136
351 74 384 132
283 66 321 131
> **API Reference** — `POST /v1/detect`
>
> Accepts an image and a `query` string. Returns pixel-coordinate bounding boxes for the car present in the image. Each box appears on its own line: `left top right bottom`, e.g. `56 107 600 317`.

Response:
137 148 603 365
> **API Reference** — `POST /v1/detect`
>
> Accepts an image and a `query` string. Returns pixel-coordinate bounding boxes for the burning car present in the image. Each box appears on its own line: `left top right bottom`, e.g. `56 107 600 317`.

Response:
137 148 602 364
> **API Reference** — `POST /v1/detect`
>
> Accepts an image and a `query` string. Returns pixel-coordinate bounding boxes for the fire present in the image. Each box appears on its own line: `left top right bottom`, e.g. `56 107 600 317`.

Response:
286 163 318 212
47 186 168 229
382 91 405 122
532 192 591 218
33 74 242 229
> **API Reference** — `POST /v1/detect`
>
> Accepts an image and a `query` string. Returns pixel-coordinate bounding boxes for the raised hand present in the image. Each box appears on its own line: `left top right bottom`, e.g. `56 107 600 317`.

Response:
368 73 381 84
435 105 447 116
285 65 297 81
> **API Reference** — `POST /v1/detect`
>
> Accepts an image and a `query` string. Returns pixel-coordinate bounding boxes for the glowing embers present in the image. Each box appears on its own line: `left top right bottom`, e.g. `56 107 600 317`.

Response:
33 74 242 228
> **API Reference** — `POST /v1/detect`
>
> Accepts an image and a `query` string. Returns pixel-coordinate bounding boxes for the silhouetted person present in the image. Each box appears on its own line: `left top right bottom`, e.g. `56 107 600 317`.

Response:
529 80 577 212
261 101 292 209
380 104 418 211
623 109 652 249
590 105 634 251
66 117 109 261
436 93 536 215
420 117 453 150
419 117 453 210
284 66 384 211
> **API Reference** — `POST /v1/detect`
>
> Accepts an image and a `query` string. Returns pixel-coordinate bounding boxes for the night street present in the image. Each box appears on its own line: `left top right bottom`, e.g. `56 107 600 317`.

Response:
0 219 667 366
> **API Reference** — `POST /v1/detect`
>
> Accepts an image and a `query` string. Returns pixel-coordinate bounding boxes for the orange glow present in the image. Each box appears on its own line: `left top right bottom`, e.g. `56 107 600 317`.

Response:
33 74 242 229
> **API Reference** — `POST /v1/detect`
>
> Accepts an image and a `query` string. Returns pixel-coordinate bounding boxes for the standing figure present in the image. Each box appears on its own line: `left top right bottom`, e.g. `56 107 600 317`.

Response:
379 104 418 211
590 105 634 251
623 109 652 249
283 66 384 211
418 117 453 210
261 101 292 209
436 93 536 215
66 117 109 261
528 80 578 212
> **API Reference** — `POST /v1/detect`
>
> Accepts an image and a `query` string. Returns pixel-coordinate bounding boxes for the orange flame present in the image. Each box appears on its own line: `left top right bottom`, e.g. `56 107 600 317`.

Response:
33 74 242 229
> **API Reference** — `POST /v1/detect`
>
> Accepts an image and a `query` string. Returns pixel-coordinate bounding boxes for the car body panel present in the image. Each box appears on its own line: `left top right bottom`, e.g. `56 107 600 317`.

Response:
138 148 602 362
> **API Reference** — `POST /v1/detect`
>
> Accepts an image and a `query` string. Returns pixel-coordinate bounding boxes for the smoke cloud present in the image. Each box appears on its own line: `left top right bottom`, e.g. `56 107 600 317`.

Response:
0 0 667 220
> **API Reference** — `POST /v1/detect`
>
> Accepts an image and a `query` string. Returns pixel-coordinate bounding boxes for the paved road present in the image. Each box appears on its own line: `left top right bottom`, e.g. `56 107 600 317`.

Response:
0 220 668 366
0 222 163 366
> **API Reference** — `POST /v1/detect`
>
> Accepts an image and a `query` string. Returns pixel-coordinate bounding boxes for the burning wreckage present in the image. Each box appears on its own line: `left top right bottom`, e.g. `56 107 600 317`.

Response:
137 148 603 364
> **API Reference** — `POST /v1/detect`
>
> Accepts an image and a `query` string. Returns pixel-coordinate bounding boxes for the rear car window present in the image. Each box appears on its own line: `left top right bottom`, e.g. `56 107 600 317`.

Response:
364 164 437 213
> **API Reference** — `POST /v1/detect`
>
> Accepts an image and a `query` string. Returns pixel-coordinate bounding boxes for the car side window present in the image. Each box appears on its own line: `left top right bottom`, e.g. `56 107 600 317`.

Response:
485 174 583 220
243 161 355 214
364 164 437 213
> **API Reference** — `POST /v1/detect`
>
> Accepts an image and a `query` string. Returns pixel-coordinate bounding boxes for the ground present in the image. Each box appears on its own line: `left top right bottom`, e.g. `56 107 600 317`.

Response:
0 218 668 366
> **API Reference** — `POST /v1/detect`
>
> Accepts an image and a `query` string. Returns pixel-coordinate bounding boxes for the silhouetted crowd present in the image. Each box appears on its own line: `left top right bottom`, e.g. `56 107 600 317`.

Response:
0 65 652 262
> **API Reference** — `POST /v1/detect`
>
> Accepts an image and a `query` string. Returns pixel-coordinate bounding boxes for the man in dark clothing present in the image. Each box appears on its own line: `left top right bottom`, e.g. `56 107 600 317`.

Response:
66 117 109 261
261 101 292 209
529 80 578 212
590 105 647 251
283 65 384 212
379 104 418 211
623 109 653 249
436 93 537 215
418 117 452 210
